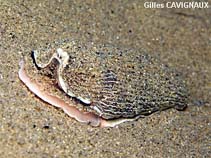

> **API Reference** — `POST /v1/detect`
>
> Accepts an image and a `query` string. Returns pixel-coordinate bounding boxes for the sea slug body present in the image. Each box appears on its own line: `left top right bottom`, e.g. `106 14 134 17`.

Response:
19 40 188 127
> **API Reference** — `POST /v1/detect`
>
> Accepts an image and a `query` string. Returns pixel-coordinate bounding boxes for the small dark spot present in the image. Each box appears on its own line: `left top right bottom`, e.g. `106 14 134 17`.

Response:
95 51 104 56
78 140 83 143
33 124 36 128
119 51 123 56
65 64 70 69
111 10 114 14
165 77 169 81
128 29 132 33
43 125 50 129
11 34 16 39
9 32 16 39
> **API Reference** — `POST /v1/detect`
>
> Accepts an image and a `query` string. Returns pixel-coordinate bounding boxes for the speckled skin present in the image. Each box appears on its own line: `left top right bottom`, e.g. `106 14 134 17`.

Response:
33 39 188 120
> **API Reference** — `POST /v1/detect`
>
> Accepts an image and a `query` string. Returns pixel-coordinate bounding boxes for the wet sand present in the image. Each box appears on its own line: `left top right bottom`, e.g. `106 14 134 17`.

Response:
0 0 210 157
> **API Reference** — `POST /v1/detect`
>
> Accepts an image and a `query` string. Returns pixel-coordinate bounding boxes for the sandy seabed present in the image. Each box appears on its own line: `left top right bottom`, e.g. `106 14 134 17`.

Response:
0 0 210 157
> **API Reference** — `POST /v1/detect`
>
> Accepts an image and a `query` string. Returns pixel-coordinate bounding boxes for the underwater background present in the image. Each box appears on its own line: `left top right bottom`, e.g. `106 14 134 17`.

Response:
0 0 210 157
